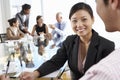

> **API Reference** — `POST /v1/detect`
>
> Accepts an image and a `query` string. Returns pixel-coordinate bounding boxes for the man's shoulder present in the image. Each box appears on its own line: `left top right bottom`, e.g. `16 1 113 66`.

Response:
97 48 120 66
86 49 120 71
61 21 67 26
16 12 23 17
62 21 66 24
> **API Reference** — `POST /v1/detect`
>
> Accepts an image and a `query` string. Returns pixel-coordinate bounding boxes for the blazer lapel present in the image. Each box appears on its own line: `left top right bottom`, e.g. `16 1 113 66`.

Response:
70 36 80 72
84 30 99 72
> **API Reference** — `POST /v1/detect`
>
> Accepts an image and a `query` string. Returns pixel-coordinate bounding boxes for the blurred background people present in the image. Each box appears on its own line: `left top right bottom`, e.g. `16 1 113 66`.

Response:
31 15 51 55
7 18 24 40
19 2 114 80
15 4 31 34
49 12 67 48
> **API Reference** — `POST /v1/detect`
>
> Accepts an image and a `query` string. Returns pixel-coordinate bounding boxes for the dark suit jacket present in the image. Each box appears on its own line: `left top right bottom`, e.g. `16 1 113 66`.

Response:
36 30 115 80
16 11 29 33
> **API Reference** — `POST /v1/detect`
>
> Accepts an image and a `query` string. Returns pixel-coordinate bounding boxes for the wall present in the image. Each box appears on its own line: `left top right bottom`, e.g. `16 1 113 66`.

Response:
0 0 11 33
0 0 3 33
0 0 11 57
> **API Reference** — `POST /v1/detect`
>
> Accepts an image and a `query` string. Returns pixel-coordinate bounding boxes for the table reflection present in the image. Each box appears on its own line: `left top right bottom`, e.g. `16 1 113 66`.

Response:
0 34 59 78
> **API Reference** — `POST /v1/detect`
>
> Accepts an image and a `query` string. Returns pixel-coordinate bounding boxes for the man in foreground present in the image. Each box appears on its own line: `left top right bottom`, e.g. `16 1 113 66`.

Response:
80 0 120 80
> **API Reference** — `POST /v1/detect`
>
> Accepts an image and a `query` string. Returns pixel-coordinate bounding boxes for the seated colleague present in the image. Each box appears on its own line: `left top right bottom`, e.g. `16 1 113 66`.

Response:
19 2 115 80
80 0 120 80
49 12 67 48
7 18 24 40
31 15 51 55
15 4 31 34
0 74 10 80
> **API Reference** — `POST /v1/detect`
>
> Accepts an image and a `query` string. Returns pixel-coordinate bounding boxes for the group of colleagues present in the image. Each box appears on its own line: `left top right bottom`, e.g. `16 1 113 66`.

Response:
1 0 120 80
6 4 67 55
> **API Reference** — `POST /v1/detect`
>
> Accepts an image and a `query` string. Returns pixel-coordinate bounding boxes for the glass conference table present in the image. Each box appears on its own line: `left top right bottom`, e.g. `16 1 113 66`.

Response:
0 35 69 80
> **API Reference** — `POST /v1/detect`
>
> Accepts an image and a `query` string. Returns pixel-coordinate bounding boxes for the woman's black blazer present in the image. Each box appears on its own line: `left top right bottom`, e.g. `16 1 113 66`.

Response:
36 30 115 80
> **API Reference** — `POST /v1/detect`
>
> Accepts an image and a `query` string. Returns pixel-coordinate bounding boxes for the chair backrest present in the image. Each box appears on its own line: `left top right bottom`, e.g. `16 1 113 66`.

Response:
0 33 7 43
57 61 68 79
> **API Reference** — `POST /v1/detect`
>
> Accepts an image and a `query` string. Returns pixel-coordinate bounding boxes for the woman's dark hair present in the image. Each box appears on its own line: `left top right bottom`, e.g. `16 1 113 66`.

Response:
8 18 17 26
22 4 31 10
36 15 42 23
69 2 93 19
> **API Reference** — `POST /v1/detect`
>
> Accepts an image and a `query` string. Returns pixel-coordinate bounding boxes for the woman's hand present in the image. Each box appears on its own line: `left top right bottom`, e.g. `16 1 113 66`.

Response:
19 71 39 80
44 33 52 40
38 32 44 35
0 74 10 80
19 72 35 80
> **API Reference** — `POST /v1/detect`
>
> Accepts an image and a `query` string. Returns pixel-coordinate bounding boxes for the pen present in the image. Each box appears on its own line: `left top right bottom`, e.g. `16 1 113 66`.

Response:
57 68 65 79
19 56 25 79
19 56 23 67
57 61 68 79
5 60 10 77
19 56 23 73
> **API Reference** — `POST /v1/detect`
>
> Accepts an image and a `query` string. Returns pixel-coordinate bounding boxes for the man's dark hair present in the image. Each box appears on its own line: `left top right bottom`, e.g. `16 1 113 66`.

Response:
103 0 109 5
22 4 31 10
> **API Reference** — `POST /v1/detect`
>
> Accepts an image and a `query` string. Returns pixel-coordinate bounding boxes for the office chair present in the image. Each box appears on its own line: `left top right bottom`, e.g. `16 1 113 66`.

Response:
0 33 7 43
56 61 69 79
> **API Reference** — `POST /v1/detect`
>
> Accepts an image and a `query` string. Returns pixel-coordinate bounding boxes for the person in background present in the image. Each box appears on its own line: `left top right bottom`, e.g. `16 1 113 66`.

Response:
0 75 10 80
80 0 120 80
31 15 51 55
49 12 67 48
16 4 31 34
19 2 115 80
7 18 24 40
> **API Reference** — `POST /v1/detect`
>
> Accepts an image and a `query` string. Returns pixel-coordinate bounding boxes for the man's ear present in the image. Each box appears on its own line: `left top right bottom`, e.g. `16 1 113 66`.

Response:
118 0 120 9
109 0 120 10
